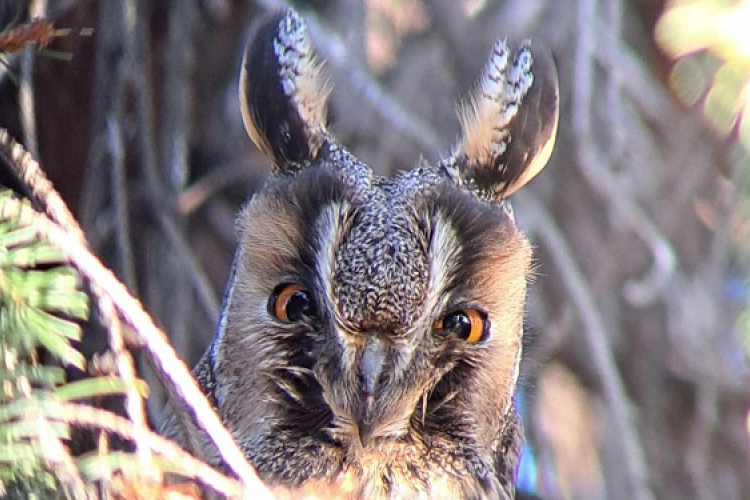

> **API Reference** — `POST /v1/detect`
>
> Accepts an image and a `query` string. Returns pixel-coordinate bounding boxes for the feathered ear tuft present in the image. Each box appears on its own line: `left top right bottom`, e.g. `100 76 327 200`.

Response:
240 8 331 172
441 39 559 201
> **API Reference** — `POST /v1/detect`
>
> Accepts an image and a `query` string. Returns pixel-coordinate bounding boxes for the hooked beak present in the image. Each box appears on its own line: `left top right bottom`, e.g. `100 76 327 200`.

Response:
357 337 386 446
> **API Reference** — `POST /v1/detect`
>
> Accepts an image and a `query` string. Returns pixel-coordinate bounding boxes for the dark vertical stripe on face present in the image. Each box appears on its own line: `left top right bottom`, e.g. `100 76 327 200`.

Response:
255 167 353 441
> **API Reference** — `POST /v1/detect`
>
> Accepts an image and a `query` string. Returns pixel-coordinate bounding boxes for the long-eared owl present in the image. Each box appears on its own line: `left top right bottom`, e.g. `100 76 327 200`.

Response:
163 7 559 500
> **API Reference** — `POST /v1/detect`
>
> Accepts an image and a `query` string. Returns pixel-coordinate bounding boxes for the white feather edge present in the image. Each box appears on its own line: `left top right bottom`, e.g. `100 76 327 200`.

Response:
456 39 534 167
273 11 331 154
239 10 331 161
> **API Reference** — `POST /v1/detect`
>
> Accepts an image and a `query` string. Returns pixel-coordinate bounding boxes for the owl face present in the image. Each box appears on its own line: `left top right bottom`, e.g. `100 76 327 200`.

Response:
191 8 558 499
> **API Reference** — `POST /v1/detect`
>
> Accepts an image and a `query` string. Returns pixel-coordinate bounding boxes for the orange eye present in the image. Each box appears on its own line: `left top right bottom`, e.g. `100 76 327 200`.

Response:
435 308 488 343
270 284 316 323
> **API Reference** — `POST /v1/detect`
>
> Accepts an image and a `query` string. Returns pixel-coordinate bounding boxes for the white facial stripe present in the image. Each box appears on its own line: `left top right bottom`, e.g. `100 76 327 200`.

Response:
314 201 360 366
422 214 461 328
315 201 347 318
315 205 336 307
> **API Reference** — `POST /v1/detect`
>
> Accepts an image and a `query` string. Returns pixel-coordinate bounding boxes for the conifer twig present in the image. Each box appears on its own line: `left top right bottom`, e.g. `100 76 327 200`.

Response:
31 408 91 500
1 127 155 473
1 129 272 497
26 400 246 499
0 195 273 499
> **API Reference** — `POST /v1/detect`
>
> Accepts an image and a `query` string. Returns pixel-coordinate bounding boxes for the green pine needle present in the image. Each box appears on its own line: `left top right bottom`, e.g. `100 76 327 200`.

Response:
56 376 149 402
0 365 66 389
0 182 157 494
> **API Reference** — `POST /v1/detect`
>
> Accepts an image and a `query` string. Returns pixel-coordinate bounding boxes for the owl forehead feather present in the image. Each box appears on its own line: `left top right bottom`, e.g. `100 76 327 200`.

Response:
330 179 434 333
239 163 524 333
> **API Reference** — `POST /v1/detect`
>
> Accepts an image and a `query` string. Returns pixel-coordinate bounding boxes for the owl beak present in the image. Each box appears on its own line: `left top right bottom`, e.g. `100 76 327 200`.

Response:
357 337 386 446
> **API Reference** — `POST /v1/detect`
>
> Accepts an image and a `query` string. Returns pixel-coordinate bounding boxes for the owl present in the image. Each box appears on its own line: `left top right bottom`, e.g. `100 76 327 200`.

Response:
162 7 558 500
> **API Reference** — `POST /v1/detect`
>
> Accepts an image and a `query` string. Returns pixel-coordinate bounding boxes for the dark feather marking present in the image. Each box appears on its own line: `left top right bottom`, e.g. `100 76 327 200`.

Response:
241 10 324 165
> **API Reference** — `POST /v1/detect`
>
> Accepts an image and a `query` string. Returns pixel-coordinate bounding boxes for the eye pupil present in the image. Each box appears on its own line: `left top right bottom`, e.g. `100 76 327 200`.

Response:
435 308 488 343
444 312 472 339
270 284 317 323
286 290 314 322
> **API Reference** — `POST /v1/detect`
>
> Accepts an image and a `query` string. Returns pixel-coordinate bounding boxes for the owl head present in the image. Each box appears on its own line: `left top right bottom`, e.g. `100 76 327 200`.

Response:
187 8 558 499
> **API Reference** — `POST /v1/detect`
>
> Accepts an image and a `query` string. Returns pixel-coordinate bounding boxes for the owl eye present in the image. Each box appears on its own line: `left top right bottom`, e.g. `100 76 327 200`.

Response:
270 283 317 323
435 308 489 343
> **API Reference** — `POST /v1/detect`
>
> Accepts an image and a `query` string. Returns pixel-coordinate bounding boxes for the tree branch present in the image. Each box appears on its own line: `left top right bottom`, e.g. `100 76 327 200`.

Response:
519 191 655 500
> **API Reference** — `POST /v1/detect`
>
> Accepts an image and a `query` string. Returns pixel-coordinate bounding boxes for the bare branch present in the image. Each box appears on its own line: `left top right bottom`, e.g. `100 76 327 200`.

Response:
155 209 221 320
129 0 163 199
178 161 253 215
160 0 197 193
107 118 137 291
519 191 655 500
19 45 39 161
572 0 676 307
79 0 127 234
34 400 246 499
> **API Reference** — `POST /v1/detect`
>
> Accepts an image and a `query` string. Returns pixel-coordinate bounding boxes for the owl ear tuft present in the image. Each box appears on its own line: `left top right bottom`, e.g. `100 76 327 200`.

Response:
240 9 331 172
441 40 559 201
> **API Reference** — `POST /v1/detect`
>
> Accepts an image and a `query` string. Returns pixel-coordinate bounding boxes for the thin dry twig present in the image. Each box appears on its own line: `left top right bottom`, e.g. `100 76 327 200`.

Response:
178 161 252 215
129 0 163 199
573 0 676 307
686 381 718 500
17 2 48 163
160 0 196 193
602 0 627 162
96 428 113 495
79 1 126 235
0 127 155 476
592 19 680 130
35 400 246 499
106 118 137 291
101 293 156 474
12 202 271 498
155 209 221 320
156 0 199 353
519 191 655 500
19 45 39 161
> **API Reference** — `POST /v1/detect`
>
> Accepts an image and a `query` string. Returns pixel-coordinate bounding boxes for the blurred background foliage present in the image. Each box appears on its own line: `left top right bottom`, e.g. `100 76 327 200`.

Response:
656 0 750 151
0 0 748 499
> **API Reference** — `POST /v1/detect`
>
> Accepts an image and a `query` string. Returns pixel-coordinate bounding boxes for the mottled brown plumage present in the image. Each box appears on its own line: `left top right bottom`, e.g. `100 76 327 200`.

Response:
162 8 559 499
